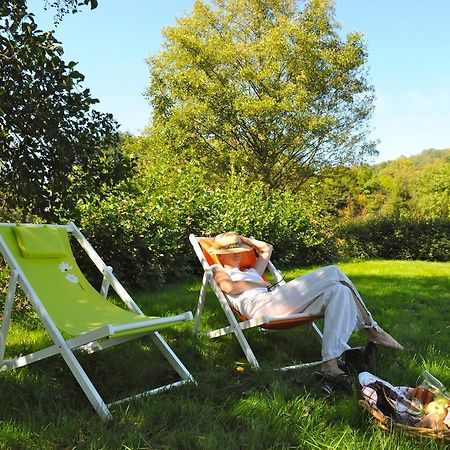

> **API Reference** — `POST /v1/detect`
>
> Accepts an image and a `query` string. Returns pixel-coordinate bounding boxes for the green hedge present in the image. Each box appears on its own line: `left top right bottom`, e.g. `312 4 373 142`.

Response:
2 184 448 292
338 218 450 261
65 177 337 289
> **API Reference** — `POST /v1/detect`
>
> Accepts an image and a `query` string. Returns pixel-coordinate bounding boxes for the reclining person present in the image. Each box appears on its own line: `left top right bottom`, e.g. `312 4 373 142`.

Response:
210 232 404 392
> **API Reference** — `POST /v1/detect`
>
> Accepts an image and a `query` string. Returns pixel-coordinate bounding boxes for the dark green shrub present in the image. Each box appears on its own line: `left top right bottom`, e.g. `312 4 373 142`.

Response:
60 174 337 289
198 178 338 267
338 218 450 261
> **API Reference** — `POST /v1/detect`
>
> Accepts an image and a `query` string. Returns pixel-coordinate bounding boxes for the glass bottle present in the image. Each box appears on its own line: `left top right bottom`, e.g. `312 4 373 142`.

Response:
417 370 450 400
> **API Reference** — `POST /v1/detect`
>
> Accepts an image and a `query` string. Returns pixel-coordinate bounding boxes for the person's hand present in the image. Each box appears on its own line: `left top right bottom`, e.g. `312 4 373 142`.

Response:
239 235 253 247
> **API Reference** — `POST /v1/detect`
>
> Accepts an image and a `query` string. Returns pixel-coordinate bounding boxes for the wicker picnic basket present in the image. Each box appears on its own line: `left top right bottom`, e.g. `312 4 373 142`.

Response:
360 399 450 441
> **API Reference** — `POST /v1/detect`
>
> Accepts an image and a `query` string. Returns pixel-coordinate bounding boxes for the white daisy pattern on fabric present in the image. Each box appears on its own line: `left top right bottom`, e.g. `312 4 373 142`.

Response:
65 274 79 284
59 262 73 272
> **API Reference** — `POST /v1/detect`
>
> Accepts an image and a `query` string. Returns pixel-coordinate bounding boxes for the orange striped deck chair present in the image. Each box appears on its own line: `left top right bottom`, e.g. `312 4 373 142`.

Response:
189 234 324 370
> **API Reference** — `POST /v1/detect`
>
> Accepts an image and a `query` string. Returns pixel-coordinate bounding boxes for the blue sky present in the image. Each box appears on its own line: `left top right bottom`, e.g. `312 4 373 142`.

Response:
28 0 450 163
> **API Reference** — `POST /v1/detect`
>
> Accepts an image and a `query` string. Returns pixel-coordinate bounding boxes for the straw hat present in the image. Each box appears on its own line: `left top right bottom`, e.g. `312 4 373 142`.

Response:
209 232 251 255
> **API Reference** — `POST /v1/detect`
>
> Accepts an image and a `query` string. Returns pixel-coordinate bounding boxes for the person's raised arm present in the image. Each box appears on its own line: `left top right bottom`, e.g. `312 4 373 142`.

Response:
240 236 273 276
213 268 268 295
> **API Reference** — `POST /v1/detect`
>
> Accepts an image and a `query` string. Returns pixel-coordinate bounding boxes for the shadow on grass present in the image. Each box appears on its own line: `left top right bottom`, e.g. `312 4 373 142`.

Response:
0 328 201 420
0 261 449 449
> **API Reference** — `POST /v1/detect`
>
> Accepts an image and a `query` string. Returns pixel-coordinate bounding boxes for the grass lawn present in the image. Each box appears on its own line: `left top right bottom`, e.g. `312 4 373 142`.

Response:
0 259 449 449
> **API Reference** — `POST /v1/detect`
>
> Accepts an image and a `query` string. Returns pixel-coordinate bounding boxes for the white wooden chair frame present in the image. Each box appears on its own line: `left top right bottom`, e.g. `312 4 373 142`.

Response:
189 234 325 371
0 223 195 420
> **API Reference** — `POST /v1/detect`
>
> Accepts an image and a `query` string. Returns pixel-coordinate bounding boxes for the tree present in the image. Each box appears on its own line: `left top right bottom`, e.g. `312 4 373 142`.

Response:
0 0 121 219
414 160 450 220
147 0 376 190
44 0 98 23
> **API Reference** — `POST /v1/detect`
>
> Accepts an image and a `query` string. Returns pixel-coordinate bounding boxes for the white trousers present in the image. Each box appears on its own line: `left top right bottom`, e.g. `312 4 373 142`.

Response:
240 265 374 362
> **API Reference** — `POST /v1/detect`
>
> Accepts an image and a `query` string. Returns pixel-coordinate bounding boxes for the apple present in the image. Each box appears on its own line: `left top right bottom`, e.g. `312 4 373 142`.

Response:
425 400 448 415
433 397 450 407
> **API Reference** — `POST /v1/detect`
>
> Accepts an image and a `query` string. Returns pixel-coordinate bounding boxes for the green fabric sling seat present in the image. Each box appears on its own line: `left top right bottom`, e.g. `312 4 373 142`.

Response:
0 223 195 420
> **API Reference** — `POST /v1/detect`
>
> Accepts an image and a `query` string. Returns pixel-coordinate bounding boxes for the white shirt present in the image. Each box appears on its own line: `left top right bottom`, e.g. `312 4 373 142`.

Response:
223 267 268 316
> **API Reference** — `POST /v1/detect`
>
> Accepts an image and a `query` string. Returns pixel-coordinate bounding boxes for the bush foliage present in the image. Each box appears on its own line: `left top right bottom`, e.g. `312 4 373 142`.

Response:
338 218 450 262
70 168 337 289
52 141 449 289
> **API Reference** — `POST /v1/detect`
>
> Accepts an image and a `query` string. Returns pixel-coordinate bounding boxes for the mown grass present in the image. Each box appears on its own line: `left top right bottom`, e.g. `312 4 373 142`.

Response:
0 260 449 449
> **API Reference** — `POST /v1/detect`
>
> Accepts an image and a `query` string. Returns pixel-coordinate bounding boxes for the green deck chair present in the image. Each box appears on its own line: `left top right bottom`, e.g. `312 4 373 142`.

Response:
0 222 195 420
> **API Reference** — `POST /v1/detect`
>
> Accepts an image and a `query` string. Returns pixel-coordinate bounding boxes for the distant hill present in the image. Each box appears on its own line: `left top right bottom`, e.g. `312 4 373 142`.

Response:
373 147 450 170
407 147 450 165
